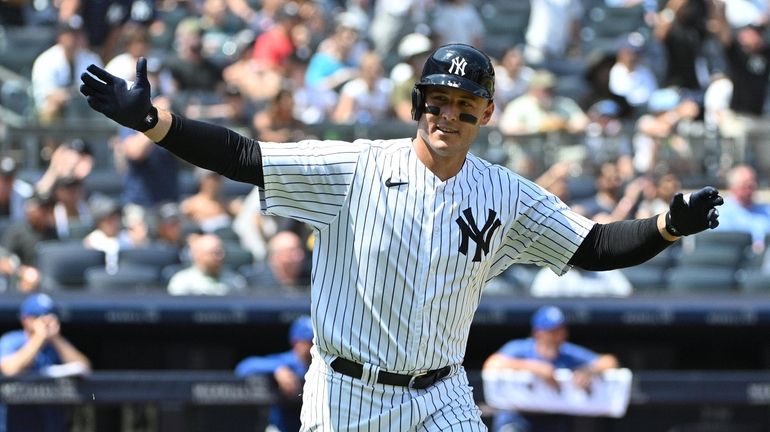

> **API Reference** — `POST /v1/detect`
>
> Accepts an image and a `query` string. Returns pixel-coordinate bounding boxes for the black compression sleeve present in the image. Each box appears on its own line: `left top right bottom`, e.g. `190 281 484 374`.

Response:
156 114 264 187
568 216 674 271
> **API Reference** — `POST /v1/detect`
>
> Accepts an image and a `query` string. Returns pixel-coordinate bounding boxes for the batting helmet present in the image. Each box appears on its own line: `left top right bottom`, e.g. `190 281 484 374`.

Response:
411 43 495 121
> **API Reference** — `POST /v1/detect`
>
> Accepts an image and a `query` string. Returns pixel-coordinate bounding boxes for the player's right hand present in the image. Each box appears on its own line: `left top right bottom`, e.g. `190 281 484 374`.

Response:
79 57 158 132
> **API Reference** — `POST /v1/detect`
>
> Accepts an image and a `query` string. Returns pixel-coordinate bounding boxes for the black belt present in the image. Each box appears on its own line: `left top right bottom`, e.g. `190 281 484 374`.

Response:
330 357 451 390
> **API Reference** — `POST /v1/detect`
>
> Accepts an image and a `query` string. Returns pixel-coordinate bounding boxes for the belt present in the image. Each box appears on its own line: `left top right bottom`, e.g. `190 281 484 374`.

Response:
330 357 451 390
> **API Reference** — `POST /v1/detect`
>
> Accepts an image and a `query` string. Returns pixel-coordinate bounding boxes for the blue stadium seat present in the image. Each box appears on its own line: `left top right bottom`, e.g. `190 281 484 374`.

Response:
666 266 737 294
85 264 164 293
36 241 106 291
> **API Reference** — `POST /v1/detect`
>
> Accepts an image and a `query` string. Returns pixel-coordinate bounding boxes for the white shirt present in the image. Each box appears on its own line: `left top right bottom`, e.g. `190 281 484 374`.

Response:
609 63 658 107
431 2 485 46
530 267 633 297
526 0 583 59
338 77 393 124
259 138 594 373
31 45 102 108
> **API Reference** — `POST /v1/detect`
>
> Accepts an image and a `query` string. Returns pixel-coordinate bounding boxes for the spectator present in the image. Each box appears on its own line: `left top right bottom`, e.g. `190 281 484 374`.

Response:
636 172 681 219
0 293 91 432
151 201 186 249
82 196 123 269
368 0 422 57
180 168 236 233
530 266 633 297
50 175 92 239
245 230 310 292
235 315 314 432
483 306 619 432
632 87 700 175
167 233 248 295
114 96 181 208
34 138 94 197
713 164 770 252
0 157 33 223
332 51 393 124
721 0 769 30
492 45 535 123
608 33 659 109
653 0 711 90
232 187 280 261
164 18 224 94
572 162 651 223
524 0 584 68
389 32 434 122
253 88 307 142
0 246 40 293
499 70 589 136
2 193 58 266
104 25 152 83
197 0 247 65
585 99 635 180
431 0 485 48
251 4 301 72
31 18 102 124
304 12 365 92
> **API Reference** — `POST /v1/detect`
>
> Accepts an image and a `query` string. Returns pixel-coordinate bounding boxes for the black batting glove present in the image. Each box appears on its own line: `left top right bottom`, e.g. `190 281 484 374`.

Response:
665 186 724 236
79 57 158 132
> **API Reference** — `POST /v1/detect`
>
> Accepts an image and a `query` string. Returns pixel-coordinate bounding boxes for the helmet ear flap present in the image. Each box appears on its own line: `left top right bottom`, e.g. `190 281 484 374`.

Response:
411 86 424 121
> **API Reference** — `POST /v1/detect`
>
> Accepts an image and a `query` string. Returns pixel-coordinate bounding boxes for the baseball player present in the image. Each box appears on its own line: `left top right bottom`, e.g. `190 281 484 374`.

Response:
79 43 722 431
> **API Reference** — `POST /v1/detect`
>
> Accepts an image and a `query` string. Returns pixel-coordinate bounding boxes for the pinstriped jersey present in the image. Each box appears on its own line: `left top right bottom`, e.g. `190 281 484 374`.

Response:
259 137 595 373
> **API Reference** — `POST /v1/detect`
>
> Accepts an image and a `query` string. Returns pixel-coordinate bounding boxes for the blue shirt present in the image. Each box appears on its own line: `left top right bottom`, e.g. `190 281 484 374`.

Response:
119 127 180 207
235 350 309 432
492 337 599 432
0 330 66 432
714 197 770 246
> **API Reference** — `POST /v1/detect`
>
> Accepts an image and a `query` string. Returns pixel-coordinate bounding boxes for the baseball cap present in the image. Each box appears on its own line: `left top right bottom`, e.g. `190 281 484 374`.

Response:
590 99 621 118
531 306 566 331
529 70 556 90
157 202 181 223
288 315 314 344
0 157 17 177
398 33 432 59
20 293 57 317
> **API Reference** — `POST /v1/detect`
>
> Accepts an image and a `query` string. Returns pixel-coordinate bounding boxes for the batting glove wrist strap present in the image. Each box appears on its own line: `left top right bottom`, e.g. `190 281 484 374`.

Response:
79 57 157 132
666 186 723 236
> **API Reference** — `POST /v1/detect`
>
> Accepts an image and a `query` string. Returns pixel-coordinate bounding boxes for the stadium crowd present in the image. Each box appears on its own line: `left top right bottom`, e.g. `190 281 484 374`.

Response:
0 0 768 296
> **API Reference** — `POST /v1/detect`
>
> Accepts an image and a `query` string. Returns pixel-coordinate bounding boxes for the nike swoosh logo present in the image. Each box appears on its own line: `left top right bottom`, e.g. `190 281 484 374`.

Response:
385 178 408 187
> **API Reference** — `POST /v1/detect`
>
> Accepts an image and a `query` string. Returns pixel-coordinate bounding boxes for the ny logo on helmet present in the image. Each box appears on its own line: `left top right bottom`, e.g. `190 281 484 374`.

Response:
456 208 502 262
448 56 468 76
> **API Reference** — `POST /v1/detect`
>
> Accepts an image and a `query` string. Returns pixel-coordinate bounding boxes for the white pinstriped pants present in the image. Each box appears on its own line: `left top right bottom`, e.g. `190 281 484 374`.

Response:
300 347 487 431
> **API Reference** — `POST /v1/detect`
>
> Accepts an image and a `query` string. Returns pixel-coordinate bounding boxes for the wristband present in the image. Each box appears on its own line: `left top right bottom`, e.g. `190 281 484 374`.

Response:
664 211 682 237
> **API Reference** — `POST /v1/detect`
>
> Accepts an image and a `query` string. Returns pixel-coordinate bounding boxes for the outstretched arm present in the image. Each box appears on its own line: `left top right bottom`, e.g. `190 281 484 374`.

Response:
80 58 265 186
569 187 723 270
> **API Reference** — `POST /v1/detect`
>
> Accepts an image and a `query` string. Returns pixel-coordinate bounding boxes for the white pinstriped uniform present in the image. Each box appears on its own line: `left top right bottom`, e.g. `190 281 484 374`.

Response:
259 137 595 431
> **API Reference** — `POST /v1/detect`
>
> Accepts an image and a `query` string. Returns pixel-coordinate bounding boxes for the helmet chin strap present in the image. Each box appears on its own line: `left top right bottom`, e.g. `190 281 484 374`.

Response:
424 105 479 125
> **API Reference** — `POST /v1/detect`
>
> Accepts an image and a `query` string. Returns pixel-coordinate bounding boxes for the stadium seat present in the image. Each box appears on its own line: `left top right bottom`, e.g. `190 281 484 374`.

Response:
738 271 770 294
118 244 182 276
84 264 164 293
620 248 677 294
675 247 746 269
36 241 106 290
213 226 241 243
83 169 125 199
691 230 753 251
223 242 254 270
666 266 737 293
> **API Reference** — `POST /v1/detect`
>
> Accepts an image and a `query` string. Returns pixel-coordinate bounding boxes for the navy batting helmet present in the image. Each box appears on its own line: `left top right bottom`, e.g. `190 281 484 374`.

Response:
411 43 495 121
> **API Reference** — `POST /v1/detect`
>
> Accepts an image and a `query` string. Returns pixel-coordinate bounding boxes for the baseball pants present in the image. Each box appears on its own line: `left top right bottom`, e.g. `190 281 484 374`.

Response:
300 347 487 431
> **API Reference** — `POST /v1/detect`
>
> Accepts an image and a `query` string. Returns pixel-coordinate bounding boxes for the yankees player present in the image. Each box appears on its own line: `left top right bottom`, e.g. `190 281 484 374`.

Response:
79 44 722 431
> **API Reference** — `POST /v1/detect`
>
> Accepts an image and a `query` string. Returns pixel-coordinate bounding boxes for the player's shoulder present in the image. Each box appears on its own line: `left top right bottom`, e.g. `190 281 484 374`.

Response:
466 152 534 186
359 137 413 156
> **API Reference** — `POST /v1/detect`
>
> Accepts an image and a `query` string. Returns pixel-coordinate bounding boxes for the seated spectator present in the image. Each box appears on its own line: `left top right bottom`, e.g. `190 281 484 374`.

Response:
34 138 94 196
82 196 146 270
332 51 393 124
104 25 152 83
0 246 40 293
167 233 247 295
164 18 224 94
572 162 651 223
0 157 33 223
51 176 92 239
390 32 434 122
235 315 313 432
608 33 658 108
530 267 633 297
714 164 770 253
152 202 186 250
492 45 534 125
2 193 58 266
304 12 365 92
251 4 301 73
31 18 102 124
584 99 634 180
499 70 589 136
180 168 236 233
0 293 90 431
246 230 310 292
632 87 700 175
232 187 281 261
636 172 681 219
253 89 307 142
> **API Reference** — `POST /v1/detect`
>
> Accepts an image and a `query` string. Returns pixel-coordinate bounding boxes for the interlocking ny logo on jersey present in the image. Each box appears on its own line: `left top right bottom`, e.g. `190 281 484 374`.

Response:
456 208 502 262
449 56 467 76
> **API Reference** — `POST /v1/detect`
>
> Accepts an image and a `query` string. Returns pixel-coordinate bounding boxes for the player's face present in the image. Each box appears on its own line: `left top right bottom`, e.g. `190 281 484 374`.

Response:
417 87 494 161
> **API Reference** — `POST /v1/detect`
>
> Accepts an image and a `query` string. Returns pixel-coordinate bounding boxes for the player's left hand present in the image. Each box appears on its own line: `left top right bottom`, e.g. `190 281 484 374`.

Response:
665 186 723 236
